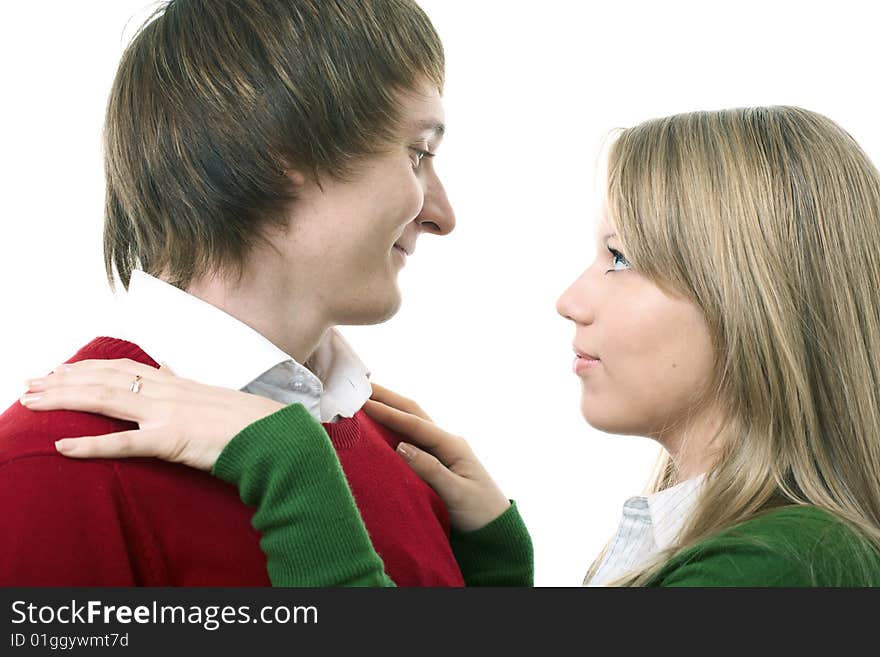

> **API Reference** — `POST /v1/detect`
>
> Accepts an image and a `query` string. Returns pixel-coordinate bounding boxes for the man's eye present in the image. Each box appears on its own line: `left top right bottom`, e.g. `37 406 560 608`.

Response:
409 147 434 169
606 247 631 273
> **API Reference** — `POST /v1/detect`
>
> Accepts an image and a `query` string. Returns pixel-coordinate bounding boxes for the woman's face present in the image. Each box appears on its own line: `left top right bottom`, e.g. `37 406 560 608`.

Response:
556 207 718 459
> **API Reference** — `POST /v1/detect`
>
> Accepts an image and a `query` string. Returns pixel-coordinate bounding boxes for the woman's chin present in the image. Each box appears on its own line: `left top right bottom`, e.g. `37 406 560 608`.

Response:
579 398 604 430
580 397 634 436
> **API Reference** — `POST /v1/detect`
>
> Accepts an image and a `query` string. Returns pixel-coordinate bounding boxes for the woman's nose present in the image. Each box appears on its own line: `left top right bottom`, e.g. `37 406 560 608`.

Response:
556 269 594 325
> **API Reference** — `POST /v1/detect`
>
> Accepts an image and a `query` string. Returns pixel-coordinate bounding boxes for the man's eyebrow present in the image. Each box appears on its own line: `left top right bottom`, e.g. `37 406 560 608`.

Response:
416 120 445 138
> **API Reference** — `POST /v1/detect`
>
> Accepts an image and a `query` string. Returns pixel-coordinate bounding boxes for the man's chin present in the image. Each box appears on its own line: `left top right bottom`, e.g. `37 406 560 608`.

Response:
336 288 402 326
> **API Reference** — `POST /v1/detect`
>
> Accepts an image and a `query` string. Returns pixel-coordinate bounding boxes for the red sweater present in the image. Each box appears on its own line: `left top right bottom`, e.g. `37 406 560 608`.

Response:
0 337 464 587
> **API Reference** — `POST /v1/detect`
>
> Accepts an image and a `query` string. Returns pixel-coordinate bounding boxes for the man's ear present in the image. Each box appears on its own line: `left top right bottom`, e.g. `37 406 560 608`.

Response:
284 169 308 187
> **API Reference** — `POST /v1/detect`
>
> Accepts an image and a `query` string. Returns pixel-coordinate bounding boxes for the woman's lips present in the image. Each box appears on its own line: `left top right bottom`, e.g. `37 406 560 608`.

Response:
573 349 601 375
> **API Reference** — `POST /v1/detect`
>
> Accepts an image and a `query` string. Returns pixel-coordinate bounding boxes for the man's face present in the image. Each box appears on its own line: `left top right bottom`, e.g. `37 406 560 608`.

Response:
279 80 455 327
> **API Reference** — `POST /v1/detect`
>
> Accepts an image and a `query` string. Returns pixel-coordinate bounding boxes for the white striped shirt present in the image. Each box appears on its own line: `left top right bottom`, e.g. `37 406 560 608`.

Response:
585 473 706 586
117 270 372 423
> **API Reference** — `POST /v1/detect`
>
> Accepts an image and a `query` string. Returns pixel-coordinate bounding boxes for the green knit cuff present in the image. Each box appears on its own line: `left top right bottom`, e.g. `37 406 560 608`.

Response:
450 501 534 587
213 404 394 587
212 403 325 486
211 404 337 484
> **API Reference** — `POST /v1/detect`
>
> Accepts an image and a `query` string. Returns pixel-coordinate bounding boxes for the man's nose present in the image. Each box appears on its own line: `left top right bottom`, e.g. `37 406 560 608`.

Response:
417 174 455 235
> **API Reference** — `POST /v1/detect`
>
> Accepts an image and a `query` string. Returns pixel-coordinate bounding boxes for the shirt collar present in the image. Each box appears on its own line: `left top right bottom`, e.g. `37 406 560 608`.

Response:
636 472 707 550
117 270 372 422
585 473 707 586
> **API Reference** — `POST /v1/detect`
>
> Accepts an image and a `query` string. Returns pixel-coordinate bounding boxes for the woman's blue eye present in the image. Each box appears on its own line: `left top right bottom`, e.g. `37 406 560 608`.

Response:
606 246 631 273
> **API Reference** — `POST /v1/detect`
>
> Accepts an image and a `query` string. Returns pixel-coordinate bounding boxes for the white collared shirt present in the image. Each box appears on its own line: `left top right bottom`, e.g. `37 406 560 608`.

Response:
116 270 372 423
585 473 707 586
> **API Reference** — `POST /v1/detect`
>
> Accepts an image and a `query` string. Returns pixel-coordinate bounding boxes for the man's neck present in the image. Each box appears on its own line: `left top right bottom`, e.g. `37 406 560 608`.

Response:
184 271 329 365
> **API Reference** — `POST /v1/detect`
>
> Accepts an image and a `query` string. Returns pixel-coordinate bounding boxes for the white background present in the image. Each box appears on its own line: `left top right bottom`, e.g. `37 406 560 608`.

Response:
1 1 878 586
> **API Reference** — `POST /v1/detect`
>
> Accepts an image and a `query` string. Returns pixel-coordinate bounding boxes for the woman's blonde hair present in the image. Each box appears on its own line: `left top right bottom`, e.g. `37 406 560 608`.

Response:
588 107 880 586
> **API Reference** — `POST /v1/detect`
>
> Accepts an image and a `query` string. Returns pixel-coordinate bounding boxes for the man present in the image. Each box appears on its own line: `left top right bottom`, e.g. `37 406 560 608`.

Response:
0 0 459 585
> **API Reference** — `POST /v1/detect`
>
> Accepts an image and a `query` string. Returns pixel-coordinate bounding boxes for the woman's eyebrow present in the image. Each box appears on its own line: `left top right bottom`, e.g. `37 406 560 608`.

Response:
601 232 618 242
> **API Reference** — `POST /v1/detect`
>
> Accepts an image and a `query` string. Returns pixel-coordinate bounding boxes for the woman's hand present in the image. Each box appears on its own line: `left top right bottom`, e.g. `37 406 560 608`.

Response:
364 384 510 533
20 362 511 532
20 359 285 471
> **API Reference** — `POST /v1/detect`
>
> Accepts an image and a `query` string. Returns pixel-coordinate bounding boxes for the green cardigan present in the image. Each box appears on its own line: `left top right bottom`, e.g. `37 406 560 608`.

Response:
213 404 880 587
648 505 880 586
213 403 533 586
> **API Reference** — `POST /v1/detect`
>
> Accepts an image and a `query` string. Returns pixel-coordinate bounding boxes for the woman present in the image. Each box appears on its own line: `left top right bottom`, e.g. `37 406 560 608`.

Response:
22 106 880 585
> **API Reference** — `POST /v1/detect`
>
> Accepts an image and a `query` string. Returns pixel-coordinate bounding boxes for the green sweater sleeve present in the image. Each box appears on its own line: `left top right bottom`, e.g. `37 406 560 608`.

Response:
213 403 393 586
213 403 534 587
649 506 880 587
451 507 534 586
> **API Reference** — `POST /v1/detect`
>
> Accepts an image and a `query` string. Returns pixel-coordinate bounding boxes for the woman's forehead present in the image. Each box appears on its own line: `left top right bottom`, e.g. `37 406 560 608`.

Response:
595 206 617 241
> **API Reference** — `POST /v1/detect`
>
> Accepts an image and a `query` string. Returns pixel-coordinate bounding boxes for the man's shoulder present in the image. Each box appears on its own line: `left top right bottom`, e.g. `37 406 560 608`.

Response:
66 335 159 368
0 336 158 466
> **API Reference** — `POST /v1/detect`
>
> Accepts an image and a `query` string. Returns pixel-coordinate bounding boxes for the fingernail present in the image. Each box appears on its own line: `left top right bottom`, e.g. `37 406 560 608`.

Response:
25 378 46 392
52 364 69 374
396 442 415 462
19 393 42 406
55 440 68 453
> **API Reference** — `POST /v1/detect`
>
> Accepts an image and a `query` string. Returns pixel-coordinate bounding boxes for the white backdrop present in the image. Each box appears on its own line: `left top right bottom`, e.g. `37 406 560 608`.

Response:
1 1 878 586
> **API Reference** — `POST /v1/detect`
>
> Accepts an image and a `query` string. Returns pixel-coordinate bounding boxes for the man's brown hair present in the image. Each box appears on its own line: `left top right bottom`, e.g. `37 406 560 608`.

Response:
104 0 444 290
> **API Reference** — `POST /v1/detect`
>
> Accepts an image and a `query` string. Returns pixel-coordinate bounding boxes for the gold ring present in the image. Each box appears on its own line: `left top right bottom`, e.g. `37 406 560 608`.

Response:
129 374 143 394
